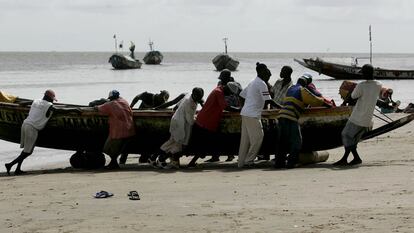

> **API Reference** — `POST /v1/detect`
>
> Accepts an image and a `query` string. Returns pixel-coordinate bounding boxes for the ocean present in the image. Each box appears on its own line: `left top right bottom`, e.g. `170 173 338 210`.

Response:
1 51 413 171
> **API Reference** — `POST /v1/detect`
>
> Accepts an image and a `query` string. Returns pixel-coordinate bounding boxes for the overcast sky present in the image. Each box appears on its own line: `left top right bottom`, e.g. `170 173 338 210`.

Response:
1 0 413 53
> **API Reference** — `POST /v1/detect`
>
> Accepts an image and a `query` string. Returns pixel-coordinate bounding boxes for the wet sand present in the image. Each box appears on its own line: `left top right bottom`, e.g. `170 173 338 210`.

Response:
0 116 413 233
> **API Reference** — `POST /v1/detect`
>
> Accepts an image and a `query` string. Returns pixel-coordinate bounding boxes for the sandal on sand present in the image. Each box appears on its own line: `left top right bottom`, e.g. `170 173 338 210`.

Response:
94 190 114 198
127 191 140 200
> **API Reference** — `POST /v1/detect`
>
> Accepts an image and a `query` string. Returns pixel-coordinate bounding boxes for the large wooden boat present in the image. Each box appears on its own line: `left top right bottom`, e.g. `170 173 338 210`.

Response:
1 100 413 159
212 38 239 71
295 57 414 80
108 53 143 69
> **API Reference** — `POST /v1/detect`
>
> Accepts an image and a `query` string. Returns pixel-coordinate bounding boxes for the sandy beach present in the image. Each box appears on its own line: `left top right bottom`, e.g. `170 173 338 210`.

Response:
1 116 413 233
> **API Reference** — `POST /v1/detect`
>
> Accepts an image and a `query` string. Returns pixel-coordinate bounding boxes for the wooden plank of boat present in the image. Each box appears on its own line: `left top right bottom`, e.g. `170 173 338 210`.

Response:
294 57 414 80
108 53 142 69
361 113 414 141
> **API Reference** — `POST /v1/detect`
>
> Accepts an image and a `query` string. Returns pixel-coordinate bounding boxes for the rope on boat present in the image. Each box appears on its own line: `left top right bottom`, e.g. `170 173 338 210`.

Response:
374 108 393 123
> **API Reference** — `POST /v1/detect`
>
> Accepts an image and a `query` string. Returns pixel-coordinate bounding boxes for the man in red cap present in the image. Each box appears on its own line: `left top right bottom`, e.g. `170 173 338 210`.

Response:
5 89 58 175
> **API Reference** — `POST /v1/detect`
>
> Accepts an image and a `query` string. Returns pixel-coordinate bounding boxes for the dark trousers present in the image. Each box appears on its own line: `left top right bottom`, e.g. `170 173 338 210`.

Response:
187 123 217 165
275 118 302 167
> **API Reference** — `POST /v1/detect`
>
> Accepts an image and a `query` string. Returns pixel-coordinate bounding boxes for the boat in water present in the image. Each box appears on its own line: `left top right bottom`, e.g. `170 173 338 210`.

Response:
295 26 414 80
108 36 142 69
212 38 239 71
1 99 412 168
108 53 142 69
294 57 414 80
143 40 163 65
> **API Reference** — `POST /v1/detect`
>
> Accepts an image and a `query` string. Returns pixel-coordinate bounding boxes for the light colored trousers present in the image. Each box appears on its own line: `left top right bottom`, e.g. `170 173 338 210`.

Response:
238 115 264 168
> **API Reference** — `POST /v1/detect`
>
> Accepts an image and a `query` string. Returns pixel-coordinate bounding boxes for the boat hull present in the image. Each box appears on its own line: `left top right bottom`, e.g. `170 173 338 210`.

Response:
212 54 239 71
143 51 164 65
0 102 352 155
295 58 414 80
1 102 412 156
109 53 142 69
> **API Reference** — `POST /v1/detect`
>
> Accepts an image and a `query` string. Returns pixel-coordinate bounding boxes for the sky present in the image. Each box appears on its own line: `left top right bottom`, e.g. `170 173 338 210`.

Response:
1 0 414 53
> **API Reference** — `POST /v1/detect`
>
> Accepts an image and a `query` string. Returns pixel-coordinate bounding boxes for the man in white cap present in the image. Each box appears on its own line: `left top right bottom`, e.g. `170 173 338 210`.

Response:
96 90 136 169
5 90 58 175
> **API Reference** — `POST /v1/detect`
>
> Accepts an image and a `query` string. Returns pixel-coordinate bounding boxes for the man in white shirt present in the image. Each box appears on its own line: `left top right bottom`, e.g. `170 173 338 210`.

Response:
149 88 204 169
334 64 382 166
5 90 57 175
238 62 278 168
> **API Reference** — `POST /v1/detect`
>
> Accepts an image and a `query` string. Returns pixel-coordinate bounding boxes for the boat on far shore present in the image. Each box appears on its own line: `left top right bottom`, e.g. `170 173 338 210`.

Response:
295 26 414 80
212 38 239 71
294 57 414 80
295 57 414 80
143 40 163 65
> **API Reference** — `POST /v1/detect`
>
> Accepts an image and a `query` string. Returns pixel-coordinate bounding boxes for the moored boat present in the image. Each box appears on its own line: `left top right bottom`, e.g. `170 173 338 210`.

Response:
294 57 414 80
108 53 143 69
212 38 239 71
143 40 163 65
143 51 163 65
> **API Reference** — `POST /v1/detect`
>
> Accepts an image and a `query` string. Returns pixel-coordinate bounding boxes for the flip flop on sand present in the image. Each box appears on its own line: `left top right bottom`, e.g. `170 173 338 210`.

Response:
127 191 140 200
94 190 114 198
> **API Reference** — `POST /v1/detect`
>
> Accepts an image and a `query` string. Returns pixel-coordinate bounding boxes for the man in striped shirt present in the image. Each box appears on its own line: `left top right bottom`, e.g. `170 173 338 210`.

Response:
275 76 332 169
271 66 293 106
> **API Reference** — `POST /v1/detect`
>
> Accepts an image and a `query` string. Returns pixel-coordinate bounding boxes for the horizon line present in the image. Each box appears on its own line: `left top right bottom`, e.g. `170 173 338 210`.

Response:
1 50 414 54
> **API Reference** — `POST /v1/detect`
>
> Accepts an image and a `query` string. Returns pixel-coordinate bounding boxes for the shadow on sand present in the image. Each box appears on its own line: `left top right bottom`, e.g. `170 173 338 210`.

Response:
2 158 402 177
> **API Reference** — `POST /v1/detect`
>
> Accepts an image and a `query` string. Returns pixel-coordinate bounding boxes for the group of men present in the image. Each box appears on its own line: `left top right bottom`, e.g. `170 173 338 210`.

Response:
4 63 382 175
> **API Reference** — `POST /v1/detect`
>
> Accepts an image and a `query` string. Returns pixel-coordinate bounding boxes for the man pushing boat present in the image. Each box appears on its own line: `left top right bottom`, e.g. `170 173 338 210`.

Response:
95 90 136 169
5 90 80 175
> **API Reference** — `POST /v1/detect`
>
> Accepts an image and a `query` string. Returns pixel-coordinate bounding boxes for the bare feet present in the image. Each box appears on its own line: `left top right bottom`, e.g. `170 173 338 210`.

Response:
333 160 348 166
5 163 11 176
349 159 362 165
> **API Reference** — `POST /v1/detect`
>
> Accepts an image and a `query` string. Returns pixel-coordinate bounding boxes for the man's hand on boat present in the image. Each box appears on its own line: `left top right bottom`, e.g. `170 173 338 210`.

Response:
53 106 82 114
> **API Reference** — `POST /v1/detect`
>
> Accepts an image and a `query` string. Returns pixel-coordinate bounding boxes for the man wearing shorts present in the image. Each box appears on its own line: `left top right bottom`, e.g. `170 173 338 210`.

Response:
5 90 57 175
334 64 382 166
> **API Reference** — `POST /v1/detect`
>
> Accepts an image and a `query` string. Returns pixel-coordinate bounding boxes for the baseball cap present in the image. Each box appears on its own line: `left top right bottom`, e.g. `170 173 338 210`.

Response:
227 82 242 94
108 90 120 99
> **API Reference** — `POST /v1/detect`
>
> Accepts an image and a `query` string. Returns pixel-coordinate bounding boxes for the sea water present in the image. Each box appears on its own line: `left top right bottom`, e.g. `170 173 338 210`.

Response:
1 52 414 171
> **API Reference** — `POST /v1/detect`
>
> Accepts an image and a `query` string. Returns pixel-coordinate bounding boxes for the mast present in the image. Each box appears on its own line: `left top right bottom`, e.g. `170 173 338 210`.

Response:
369 25 372 65
149 39 154 51
223 37 228 54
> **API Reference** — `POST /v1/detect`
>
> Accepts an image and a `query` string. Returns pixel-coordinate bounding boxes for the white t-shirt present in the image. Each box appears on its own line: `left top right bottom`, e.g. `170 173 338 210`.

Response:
24 99 53 130
349 80 382 127
240 77 271 118
169 94 197 145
